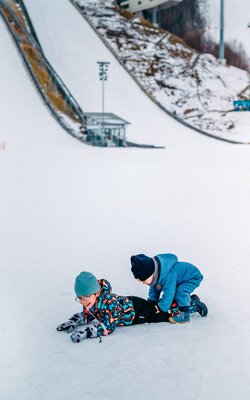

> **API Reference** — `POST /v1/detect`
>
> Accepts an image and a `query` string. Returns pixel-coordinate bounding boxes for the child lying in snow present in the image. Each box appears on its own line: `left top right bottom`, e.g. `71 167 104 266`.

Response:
131 253 208 324
57 271 207 343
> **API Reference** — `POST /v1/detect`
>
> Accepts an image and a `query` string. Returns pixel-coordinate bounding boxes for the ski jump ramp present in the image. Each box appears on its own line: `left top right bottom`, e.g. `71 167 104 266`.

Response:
1 0 217 149
24 0 215 148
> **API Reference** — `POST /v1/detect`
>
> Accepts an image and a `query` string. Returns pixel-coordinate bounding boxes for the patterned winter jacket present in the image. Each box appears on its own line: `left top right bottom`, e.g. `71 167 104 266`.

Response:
82 279 135 336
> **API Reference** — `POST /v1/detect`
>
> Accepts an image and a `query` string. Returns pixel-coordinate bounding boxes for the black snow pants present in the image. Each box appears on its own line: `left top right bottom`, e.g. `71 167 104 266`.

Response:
128 296 170 325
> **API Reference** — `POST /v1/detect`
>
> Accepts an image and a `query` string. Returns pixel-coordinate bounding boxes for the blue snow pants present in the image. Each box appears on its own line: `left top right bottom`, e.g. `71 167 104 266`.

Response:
174 275 203 307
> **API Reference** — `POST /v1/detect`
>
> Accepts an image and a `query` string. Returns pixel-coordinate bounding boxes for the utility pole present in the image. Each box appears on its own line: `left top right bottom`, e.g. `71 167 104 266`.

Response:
219 0 225 60
97 61 110 144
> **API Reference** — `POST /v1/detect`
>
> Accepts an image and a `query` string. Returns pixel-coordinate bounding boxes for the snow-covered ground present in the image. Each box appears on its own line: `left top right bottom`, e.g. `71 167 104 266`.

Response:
1 2 250 400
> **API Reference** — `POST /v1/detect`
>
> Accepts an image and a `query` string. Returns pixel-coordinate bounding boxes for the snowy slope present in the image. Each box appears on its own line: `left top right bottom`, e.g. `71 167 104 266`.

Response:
72 0 250 142
1 3 250 400
25 0 250 143
24 0 216 147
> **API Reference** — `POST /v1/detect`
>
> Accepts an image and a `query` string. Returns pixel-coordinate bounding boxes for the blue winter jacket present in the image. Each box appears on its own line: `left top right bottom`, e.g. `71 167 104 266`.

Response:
148 254 203 312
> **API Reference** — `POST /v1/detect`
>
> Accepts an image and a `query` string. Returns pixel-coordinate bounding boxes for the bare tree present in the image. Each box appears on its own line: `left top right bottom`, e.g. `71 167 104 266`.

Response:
159 0 207 38
159 1 250 71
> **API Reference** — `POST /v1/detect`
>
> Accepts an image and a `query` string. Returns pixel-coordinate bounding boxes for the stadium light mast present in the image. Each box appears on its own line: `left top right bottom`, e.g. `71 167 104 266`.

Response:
97 61 110 142
219 0 225 60
248 23 250 99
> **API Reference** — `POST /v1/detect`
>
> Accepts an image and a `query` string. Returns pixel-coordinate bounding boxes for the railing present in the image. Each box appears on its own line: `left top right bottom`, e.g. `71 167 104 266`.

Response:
11 0 43 50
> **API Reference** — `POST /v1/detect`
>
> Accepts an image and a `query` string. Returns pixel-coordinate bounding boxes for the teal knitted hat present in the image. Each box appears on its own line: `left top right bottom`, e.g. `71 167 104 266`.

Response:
74 271 100 297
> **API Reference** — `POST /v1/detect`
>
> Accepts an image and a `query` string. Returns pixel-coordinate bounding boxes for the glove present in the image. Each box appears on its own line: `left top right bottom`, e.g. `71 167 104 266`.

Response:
70 324 99 343
56 313 86 333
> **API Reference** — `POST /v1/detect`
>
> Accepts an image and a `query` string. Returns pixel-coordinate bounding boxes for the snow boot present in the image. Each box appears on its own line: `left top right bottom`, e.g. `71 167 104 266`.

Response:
190 294 208 317
169 311 190 324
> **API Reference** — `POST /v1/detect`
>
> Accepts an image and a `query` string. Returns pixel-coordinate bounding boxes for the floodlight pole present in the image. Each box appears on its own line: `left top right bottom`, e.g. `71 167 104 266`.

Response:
97 61 110 143
248 24 250 99
219 0 225 60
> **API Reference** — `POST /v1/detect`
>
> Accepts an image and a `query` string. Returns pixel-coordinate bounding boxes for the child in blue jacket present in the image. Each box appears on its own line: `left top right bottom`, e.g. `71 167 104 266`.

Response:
131 253 207 323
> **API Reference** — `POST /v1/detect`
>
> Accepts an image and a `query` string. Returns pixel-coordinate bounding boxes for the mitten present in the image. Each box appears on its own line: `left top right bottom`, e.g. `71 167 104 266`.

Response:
70 324 99 343
56 313 86 333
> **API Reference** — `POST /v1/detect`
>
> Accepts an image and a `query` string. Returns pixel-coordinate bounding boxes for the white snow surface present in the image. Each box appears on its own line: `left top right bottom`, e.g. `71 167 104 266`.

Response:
1 2 250 400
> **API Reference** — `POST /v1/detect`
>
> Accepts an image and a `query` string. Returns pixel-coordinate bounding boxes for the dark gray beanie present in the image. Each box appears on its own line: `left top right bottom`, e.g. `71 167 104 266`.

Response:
74 271 100 297
130 254 155 281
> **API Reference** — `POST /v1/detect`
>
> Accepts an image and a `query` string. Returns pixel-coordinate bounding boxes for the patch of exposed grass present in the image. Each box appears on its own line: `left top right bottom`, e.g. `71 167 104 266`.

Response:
116 5 134 21
168 47 193 60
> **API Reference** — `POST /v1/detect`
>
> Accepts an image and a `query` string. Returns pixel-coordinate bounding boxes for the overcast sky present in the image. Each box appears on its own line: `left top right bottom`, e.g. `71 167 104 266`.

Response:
208 0 250 57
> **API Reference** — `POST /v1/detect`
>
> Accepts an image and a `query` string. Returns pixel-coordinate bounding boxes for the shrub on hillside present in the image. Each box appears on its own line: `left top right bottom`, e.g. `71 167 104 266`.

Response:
189 34 250 72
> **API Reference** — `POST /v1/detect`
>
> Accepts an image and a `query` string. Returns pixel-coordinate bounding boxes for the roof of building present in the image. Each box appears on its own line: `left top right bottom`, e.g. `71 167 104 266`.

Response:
85 112 130 126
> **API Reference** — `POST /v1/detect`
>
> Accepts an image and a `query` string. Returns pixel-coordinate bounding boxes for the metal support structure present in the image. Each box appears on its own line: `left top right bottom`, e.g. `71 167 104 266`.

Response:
97 61 110 142
151 7 158 26
219 0 224 60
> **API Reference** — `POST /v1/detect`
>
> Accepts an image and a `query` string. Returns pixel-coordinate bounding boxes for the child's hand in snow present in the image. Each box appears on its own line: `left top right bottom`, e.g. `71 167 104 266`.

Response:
56 313 86 333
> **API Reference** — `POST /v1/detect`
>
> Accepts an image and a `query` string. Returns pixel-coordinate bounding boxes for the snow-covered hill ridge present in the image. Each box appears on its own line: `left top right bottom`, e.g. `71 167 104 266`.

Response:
73 0 250 142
